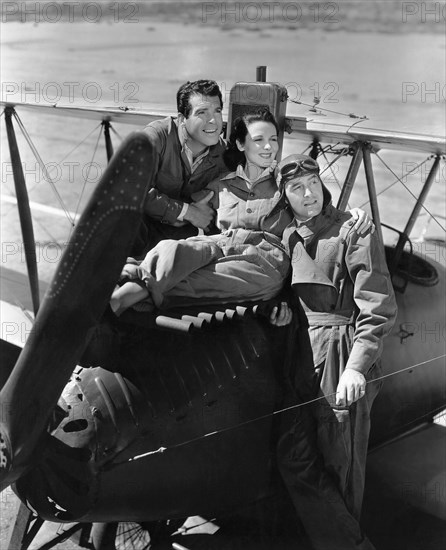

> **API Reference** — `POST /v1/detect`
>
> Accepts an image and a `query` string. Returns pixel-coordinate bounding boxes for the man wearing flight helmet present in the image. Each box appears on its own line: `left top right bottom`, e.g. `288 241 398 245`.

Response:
274 154 397 550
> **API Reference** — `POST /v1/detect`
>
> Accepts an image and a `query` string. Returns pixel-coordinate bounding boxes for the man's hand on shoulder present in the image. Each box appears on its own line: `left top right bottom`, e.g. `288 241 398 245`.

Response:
183 191 215 229
349 207 375 236
336 369 366 406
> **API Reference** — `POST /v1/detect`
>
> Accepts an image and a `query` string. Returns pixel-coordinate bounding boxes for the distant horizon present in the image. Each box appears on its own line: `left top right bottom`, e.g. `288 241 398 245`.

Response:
2 0 444 34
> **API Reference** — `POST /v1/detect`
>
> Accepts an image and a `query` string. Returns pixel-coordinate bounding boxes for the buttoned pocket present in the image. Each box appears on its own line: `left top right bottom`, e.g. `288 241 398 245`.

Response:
216 191 240 229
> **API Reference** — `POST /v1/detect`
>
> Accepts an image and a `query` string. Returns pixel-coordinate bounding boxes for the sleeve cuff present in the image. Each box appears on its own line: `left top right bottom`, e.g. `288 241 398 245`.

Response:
176 202 189 222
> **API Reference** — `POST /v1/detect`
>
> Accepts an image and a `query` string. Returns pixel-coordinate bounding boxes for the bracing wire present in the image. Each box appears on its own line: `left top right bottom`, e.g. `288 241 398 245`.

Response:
288 97 368 121
319 147 345 192
320 150 350 179
72 124 103 223
347 118 369 132
360 153 446 234
31 216 61 249
110 123 124 142
13 111 76 226
358 156 430 208
14 299 35 324
45 122 103 179
316 144 351 209
111 353 446 466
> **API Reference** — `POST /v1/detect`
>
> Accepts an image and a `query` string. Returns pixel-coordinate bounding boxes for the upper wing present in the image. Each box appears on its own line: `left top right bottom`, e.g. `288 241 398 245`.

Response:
2 99 444 155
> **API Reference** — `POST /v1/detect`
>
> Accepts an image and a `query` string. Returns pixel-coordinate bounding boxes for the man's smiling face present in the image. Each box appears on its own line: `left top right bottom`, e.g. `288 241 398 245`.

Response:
284 173 324 221
180 93 223 154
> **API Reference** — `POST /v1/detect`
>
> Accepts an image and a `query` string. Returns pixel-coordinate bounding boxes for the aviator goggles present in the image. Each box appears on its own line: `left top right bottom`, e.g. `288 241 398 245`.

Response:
278 158 320 186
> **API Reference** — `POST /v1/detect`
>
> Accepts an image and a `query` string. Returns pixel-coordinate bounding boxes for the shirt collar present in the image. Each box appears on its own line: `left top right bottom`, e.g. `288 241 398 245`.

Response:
177 120 210 173
221 164 275 185
293 202 336 230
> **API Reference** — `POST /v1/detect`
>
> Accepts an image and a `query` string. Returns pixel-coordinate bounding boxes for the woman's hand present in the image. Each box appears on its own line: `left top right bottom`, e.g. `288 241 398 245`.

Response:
269 301 293 327
349 208 375 235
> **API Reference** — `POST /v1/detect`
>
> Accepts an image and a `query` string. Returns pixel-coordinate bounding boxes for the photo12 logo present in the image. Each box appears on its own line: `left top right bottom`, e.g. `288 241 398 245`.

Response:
2 160 104 186
1 2 139 23
202 2 340 24
402 2 446 22
401 160 446 184
2 240 69 267
2 81 140 104
218 80 341 106
402 82 446 103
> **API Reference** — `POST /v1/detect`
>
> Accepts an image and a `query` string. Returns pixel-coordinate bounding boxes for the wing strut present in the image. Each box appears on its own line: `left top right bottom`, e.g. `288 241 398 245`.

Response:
335 142 384 243
102 120 114 162
363 144 383 245
336 143 363 211
389 155 441 274
4 107 40 315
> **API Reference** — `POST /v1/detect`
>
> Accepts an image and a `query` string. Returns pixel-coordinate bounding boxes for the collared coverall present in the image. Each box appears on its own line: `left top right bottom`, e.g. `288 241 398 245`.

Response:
132 116 228 256
277 188 397 550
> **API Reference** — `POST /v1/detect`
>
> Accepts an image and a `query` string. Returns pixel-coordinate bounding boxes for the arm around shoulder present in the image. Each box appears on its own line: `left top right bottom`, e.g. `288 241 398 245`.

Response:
344 228 398 375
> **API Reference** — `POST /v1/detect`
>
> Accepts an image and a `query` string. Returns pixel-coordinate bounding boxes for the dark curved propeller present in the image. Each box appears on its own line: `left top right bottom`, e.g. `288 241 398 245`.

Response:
0 132 156 491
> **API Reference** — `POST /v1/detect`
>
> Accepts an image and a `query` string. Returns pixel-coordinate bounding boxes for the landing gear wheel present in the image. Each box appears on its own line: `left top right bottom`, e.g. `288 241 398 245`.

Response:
116 523 151 550
91 522 151 550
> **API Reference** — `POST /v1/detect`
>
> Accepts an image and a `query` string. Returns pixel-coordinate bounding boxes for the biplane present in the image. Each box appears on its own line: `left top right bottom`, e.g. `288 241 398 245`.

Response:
0 71 445 550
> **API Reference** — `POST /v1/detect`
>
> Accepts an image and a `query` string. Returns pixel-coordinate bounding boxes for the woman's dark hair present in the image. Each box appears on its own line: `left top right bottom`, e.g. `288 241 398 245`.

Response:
223 107 279 171
177 80 223 117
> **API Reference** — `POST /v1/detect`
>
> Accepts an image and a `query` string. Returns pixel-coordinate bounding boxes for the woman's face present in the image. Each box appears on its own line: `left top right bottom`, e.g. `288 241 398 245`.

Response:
237 121 279 169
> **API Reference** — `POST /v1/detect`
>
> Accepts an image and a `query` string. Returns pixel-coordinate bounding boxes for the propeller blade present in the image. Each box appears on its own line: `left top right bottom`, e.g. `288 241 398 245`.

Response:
0 132 156 490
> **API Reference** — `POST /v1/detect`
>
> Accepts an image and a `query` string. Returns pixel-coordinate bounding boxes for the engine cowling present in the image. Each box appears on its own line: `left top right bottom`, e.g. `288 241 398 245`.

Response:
15 314 286 522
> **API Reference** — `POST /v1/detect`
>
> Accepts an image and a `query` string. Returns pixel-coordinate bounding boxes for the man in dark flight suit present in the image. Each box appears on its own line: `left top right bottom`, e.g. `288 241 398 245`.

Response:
131 79 227 256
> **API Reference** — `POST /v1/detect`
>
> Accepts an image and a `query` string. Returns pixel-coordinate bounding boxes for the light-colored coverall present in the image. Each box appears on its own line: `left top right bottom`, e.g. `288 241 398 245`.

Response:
135 166 293 308
278 187 397 550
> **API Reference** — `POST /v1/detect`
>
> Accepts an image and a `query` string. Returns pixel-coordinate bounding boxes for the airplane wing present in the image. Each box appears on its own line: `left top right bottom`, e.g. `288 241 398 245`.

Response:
287 116 446 155
2 99 445 155
363 422 446 549
0 99 174 126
